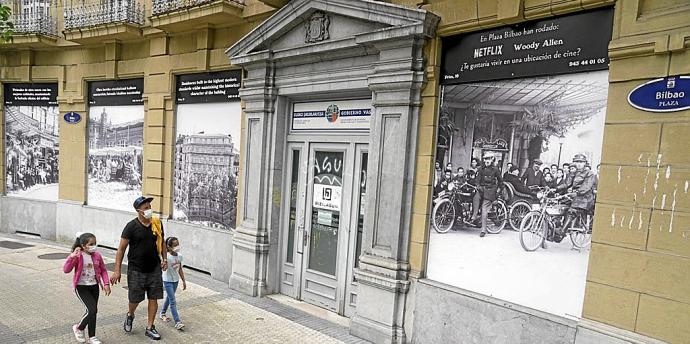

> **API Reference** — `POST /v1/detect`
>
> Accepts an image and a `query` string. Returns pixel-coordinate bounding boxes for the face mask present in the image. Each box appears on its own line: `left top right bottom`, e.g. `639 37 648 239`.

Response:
172 246 180 253
142 209 153 219
85 245 98 253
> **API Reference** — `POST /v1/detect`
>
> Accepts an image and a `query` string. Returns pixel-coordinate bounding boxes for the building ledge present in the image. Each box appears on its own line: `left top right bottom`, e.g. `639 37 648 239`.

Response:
257 0 287 8
150 0 245 33
63 23 143 44
2 33 59 48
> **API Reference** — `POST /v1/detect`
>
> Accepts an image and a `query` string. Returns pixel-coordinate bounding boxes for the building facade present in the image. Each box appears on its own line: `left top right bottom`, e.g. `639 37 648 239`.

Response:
1 0 689 343
173 133 237 229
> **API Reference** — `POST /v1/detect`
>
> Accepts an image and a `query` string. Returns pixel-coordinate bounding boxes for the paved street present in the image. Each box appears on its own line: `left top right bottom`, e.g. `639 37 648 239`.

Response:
427 226 590 319
0 233 367 344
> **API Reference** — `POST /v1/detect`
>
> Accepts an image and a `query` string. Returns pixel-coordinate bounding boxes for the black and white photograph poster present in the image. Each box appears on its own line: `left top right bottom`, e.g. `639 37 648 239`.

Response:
3 83 60 201
427 8 612 320
87 79 144 212
172 71 242 229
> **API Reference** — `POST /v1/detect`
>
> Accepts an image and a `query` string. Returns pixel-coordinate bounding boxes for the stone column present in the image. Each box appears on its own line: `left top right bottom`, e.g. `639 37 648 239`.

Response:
351 37 427 344
229 59 279 296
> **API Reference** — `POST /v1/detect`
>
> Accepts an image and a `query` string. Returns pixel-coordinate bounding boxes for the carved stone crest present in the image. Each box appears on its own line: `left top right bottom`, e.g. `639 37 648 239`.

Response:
305 11 330 43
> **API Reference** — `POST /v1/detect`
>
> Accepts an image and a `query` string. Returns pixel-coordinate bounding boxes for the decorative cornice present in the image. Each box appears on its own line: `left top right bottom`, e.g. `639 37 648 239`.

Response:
226 0 439 65
608 31 690 59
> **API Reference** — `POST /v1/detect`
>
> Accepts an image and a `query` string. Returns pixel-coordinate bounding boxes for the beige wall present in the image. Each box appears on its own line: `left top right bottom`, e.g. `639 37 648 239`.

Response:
403 0 690 343
581 1 690 343
0 0 273 216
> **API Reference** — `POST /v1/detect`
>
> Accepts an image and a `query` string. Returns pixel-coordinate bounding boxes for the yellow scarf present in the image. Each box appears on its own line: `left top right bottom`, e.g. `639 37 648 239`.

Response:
151 216 164 256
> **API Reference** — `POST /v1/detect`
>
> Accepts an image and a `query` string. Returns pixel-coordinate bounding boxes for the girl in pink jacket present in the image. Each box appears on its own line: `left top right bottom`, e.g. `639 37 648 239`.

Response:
63 232 111 344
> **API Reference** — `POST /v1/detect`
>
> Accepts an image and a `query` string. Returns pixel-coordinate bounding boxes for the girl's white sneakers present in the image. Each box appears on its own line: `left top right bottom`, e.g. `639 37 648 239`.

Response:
72 324 86 343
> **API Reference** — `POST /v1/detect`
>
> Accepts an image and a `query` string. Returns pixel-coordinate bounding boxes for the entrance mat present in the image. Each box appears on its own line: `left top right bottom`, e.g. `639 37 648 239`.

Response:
37 253 69 260
0 241 34 249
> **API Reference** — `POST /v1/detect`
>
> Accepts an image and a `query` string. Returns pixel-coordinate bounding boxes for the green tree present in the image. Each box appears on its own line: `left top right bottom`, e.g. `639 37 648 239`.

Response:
0 4 13 43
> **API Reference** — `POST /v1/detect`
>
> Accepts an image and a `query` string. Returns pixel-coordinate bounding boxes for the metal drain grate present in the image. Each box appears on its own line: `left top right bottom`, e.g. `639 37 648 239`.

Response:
37 253 69 260
0 241 34 249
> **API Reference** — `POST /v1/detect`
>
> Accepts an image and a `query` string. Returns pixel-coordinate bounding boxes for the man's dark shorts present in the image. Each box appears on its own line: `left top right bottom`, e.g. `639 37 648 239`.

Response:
127 266 163 303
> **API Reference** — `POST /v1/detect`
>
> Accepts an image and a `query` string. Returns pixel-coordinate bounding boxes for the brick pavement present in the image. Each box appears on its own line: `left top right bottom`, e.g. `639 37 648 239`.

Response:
0 233 369 344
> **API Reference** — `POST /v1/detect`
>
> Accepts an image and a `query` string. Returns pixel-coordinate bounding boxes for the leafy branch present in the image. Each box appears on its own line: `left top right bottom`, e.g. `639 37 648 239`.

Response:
0 4 14 43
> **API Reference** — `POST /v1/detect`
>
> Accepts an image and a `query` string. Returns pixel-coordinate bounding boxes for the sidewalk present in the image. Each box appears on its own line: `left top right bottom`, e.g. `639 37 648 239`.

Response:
0 233 369 344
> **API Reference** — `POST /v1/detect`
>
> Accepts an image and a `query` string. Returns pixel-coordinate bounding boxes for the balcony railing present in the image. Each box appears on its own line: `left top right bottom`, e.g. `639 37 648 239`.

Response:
11 12 58 36
63 0 145 30
151 0 244 16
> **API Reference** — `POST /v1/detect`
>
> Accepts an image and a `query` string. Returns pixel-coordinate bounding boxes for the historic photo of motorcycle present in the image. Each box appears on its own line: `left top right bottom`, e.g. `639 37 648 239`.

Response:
5 105 60 201
426 70 608 319
172 102 241 230
87 106 144 212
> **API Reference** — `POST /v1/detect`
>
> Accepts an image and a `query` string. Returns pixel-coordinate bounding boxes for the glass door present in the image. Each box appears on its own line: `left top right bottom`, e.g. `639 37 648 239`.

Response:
300 144 352 312
280 141 368 316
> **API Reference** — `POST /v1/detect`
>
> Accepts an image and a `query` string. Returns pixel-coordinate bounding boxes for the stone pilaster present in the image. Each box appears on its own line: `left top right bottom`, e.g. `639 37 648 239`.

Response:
351 37 428 344
229 59 279 296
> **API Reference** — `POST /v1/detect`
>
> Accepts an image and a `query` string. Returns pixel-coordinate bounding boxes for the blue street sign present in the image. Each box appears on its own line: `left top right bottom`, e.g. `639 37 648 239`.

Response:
64 112 82 124
628 76 690 113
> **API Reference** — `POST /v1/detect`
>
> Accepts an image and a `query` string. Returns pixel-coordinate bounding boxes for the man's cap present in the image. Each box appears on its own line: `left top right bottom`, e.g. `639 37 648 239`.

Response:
509 166 519 173
572 153 587 163
532 159 543 165
133 196 154 210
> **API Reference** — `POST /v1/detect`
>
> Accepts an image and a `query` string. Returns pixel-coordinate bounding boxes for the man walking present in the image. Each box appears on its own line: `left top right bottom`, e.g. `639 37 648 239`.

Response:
471 152 502 237
110 196 167 340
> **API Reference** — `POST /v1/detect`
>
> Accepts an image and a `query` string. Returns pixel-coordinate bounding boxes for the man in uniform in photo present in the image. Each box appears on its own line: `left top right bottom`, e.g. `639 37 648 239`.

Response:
521 159 544 188
568 154 597 214
471 151 502 237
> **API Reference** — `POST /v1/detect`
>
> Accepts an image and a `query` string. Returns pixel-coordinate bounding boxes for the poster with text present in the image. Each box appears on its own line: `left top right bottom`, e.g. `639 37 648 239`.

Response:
3 83 59 201
172 71 242 229
87 79 144 212
428 8 612 319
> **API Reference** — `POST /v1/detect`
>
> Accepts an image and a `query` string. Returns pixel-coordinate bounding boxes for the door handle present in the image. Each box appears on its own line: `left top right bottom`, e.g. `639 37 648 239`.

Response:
302 225 309 248
297 224 305 254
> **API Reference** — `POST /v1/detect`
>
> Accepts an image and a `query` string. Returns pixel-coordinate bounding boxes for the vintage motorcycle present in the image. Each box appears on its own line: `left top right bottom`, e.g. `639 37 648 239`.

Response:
431 181 508 234
518 188 593 251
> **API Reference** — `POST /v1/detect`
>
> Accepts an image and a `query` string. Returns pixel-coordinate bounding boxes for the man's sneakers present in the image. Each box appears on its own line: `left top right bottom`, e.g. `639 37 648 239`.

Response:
72 324 86 343
145 325 162 340
123 313 134 333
